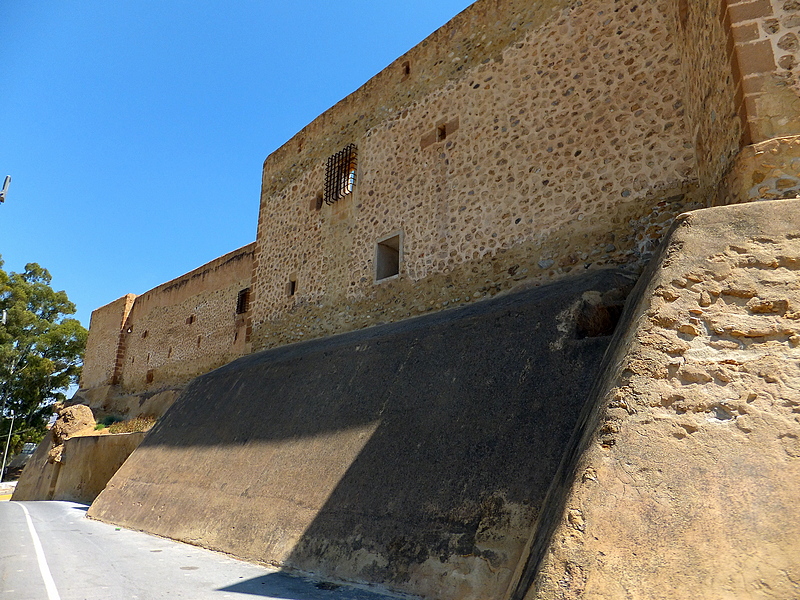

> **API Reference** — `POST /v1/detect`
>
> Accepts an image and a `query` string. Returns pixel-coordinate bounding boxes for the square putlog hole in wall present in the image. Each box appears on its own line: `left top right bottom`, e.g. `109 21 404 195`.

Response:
375 232 402 281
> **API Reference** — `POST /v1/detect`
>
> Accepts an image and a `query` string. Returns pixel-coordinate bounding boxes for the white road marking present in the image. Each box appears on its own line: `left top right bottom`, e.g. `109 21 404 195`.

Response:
17 503 62 600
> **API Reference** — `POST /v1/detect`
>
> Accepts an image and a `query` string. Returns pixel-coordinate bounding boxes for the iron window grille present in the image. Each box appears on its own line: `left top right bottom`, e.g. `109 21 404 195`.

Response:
236 288 251 314
324 144 357 205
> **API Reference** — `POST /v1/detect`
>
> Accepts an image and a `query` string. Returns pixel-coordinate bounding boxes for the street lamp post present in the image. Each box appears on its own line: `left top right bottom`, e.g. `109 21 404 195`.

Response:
0 175 10 204
0 309 11 482
1 411 15 483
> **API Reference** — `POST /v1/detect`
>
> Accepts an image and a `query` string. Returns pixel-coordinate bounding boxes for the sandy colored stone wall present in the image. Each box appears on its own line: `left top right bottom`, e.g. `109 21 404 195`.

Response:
11 431 59 502
117 244 254 393
52 432 145 505
722 133 800 203
679 0 745 197
249 0 715 353
13 431 146 504
79 244 254 400
80 294 135 390
88 269 633 600
728 0 800 141
521 199 800 600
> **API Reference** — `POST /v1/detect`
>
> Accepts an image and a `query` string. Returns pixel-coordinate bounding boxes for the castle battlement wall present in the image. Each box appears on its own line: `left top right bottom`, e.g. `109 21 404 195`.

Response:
60 2 800 597
81 294 136 391
79 244 254 402
247 0 746 353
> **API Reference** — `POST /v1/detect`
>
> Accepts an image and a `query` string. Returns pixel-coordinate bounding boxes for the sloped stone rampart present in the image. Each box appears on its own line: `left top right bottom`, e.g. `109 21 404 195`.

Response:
11 431 60 502
13 432 145 504
51 433 146 505
521 199 800 600
88 269 634 600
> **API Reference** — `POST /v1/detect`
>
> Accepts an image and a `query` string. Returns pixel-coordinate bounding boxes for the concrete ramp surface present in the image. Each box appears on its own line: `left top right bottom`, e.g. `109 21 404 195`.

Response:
88 270 632 600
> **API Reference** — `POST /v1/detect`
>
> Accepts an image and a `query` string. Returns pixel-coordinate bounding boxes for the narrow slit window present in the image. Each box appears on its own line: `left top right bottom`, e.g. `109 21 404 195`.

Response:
287 273 297 297
376 233 402 281
324 144 357 205
236 288 251 314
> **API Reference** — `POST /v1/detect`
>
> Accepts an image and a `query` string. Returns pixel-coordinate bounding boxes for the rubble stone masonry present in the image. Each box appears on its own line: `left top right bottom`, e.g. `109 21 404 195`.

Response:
71 0 800 428
526 200 800 600
79 245 254 402
80 0 800 390
248 0 746 352
67 1 800 598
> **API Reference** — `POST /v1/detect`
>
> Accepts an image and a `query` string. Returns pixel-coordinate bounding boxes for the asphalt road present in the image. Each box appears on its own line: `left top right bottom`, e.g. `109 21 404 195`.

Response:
0 501 401 600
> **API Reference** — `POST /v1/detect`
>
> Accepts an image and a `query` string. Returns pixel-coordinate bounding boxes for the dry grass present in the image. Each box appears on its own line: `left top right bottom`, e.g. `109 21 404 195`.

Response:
108 416 157 434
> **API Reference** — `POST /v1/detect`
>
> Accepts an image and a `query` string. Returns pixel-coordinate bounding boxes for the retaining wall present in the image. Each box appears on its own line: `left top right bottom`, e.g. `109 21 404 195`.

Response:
88 268 633 600
13 432 146 505
521 199 800 600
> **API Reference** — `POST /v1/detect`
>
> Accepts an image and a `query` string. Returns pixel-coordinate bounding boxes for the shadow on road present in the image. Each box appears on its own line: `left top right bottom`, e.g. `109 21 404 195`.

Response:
218 572 400 600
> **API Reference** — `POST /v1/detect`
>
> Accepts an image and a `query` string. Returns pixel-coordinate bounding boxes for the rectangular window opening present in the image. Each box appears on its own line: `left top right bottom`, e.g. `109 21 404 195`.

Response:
236 288 251 314
376 233 402 281
287 273 298 297
437 125 447 142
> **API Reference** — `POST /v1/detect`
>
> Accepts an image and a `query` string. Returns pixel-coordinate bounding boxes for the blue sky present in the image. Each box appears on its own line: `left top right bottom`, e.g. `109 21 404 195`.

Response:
0 0 475 327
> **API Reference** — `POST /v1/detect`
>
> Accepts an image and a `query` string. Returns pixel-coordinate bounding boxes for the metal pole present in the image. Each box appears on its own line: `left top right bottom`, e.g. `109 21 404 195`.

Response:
0 412 15 483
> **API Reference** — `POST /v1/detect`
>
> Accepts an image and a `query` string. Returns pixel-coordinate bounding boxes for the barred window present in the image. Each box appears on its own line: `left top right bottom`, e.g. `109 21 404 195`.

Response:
236 288 251 314
324 144 357 205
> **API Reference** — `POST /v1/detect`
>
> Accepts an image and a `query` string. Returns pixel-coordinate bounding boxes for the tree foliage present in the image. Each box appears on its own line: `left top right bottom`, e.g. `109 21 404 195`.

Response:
0 257 87 453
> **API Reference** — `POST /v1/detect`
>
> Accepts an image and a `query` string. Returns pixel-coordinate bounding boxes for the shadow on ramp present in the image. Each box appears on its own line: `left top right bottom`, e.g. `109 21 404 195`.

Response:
91 270 635 600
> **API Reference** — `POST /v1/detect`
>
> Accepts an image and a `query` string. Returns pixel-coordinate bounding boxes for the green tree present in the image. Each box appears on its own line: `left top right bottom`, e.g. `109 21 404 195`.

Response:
0 257 87 455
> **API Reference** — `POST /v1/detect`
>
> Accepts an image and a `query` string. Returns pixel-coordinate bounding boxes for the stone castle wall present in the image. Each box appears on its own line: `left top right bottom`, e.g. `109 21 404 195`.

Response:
80 0 800 379
81 294 135 390
87 268 634 600
729 0 800 142
57 1 800 598
247 0 745 353
679 0 745 197
79 244 254 400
